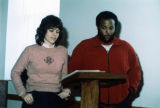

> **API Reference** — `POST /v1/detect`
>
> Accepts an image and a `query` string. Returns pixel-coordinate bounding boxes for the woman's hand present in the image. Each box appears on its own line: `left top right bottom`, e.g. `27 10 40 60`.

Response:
19 92 34 104
58 89 71 100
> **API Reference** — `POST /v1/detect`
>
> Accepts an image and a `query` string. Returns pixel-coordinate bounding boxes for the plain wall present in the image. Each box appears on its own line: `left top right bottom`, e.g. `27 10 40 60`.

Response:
60 0 160 107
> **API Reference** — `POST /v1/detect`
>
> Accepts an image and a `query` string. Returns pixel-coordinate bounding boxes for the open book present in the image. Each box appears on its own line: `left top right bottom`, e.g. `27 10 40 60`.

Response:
62 70 105 80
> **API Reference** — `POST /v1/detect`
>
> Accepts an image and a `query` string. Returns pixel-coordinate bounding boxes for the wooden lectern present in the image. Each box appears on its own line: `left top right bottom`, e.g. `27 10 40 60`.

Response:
62 71 126 108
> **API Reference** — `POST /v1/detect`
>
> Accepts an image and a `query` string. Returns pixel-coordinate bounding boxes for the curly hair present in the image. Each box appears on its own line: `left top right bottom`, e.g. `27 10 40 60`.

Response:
35 15 63 46
96 11 118 28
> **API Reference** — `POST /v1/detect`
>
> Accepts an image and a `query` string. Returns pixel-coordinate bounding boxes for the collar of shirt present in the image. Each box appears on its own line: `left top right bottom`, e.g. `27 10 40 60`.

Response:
101 44 113 53
42 43 55 48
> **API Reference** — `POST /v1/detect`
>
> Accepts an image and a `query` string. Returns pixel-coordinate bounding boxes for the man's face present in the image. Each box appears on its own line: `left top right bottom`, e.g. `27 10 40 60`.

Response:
98 19 116 42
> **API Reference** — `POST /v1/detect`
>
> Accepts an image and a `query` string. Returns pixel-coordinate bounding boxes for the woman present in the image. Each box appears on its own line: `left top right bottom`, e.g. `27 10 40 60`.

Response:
11 15 70 108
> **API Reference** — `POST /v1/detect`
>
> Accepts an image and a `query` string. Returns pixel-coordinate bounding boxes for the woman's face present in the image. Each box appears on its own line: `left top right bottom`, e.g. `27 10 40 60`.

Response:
44 27 60 45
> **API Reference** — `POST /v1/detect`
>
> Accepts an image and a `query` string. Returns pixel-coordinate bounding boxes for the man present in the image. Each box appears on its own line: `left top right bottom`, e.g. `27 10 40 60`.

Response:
69 11 141 108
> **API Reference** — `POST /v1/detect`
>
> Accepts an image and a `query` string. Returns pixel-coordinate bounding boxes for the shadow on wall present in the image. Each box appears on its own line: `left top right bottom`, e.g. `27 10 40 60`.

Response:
115 21 121 38
59 27 69 48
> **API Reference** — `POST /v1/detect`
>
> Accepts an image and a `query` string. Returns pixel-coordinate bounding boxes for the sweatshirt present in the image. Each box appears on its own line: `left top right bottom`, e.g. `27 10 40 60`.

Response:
11 44 68 95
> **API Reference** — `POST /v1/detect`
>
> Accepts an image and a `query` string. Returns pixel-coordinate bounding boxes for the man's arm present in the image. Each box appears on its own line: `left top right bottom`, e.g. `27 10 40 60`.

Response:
127 46 141 93
69 42 85 73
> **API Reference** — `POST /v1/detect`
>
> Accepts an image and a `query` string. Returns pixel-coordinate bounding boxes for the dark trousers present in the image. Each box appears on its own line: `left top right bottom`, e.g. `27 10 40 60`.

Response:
22 91 64 108
99 94 132 108
100 102 131 108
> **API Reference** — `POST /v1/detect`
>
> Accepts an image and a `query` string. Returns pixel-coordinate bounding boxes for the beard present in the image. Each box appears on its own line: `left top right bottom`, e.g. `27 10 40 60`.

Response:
98 31 115 43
